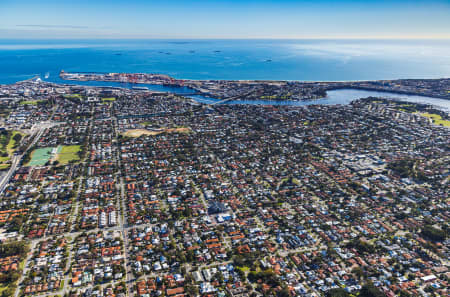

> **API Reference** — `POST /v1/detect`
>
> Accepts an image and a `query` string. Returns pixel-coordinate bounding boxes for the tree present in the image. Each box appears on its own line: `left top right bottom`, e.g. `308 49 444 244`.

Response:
13 133 22 143
352 267 365 280
0 241 29 258
359 282 385 297
346 239 375 255
185 284 199 296
326 288 350 297
399 291 411 297
421 225 447 242
278 287 291 297
214 271 224 284
1 286 15 297
236 267 246 279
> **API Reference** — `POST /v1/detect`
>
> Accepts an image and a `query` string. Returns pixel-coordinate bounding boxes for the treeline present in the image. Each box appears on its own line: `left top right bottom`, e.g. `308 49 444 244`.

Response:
0 241 29 258
0 130 12 156
421 225 447 242
0 241 29 295
21 145 35 165
345 239 376 255
387 158 428 181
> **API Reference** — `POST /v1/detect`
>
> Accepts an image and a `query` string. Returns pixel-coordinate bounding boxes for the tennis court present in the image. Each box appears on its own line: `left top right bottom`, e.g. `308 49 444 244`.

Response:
27 147 55 166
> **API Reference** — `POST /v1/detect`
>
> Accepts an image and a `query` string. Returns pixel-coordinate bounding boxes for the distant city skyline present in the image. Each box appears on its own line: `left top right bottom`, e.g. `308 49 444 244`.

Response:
0 0 449 39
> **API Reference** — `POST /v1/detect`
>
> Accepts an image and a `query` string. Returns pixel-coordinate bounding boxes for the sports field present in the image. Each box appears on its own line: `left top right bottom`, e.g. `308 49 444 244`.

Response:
56 145 81 164
19 100 45 105
122 127 191 137
418 112 450 127
101 97 116 103
27 147 54 166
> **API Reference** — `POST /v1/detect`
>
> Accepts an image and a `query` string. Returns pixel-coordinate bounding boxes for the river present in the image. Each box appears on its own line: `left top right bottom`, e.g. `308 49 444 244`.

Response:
43 77 450 112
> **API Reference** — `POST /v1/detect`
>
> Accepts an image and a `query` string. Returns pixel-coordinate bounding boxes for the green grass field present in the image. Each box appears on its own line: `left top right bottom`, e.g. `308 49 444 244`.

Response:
0 164 10 170
56 145 81 164
101 97 116 103
419 112 450 127
140 121 152 126
0 285 8 295
26 145 81 166
27 147 54 166
0 131 24 169
0 133 10 154
6 131 23 155
19 100 44 105
64 94 83 99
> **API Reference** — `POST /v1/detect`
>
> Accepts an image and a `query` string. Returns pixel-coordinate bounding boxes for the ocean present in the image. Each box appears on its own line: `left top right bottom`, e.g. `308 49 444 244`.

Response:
0 39 450 84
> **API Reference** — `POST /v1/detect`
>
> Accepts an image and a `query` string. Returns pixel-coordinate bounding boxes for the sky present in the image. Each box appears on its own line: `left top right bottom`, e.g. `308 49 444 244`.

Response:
0 0 449 39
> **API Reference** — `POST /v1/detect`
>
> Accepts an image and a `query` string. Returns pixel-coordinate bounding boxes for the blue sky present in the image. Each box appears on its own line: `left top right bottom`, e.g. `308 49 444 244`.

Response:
0 0 449 39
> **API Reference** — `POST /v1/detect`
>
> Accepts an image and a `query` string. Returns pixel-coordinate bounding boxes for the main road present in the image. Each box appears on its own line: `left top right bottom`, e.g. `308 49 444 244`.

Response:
0 124 49 194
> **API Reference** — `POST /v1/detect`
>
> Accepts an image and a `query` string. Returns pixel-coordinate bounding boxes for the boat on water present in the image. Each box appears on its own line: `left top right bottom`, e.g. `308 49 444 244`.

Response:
131 86 149 90
44 72 50 79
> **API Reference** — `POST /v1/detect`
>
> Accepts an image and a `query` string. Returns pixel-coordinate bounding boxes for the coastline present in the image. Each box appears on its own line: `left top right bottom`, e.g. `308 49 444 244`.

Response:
57 71 450 101
3 73 450 112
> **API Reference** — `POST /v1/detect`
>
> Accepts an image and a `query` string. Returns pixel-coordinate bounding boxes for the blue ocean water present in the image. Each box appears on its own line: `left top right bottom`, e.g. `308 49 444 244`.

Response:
0 39 449 84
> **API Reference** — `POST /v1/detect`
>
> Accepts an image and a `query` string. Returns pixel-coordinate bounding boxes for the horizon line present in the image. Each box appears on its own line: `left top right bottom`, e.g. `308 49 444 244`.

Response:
1 36 450 41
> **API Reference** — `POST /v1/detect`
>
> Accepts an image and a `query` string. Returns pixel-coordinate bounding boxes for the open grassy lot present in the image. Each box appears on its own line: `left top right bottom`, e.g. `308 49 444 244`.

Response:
0 130 25 169
122 127 191 137
6 131 24 155
0 164 10 170
0 155 10 170
19 100 45 105
56 145 81 164
27 147 54 166
419 112 450 127
0 133 10 153
0 285 8 295
101 97 116 103
63 94 83 99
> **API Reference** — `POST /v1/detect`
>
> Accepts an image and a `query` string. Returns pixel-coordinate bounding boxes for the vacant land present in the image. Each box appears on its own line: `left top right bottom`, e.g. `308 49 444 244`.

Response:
27 147 54 166
101 97 116 103
56 145 81 164
140 121 152 126
19 100 45 105
122 127 191 137
419 112 450 127
64 94 83 99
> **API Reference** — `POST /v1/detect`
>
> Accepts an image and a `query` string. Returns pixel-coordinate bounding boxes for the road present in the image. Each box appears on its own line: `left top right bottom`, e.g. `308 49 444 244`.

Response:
14 241 38 297
0 155 21 194
0 124 49 194
210 90 258 105
114 115 134 297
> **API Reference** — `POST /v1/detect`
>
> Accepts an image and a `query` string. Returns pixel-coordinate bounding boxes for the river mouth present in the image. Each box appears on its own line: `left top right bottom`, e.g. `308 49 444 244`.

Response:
43 77 450 112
